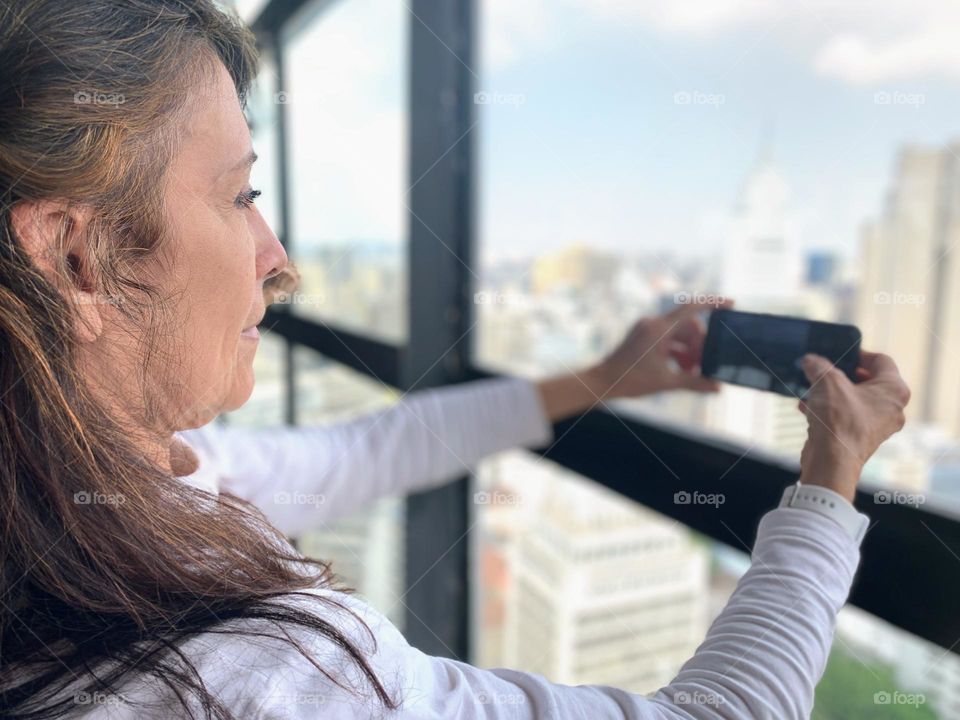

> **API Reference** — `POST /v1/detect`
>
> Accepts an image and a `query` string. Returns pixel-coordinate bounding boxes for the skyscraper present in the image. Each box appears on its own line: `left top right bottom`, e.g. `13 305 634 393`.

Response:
710 153 813 457
858 143 960 437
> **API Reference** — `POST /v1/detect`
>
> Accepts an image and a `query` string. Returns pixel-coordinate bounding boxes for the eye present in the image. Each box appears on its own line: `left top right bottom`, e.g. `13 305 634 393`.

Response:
235 187 261 210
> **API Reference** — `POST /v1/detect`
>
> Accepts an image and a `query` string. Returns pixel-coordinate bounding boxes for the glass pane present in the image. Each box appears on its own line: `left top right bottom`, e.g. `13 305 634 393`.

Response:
473 451 953 718
474 2 960 509
281 0 408 342
474 451 709 690
245 48 283 240
227 0 270 25
292 346 406 630
220 328 287 427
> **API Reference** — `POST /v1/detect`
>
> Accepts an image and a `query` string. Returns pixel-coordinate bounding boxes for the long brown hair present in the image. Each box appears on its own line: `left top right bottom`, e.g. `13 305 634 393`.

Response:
0 1 395 717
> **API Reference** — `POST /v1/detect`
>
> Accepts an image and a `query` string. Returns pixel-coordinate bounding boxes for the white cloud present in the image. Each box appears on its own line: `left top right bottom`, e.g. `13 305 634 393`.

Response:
567 0 778 36
488 0 960 86
814 30 960 85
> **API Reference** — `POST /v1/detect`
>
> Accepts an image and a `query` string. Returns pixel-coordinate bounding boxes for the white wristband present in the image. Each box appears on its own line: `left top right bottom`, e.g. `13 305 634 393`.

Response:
779 481 870 545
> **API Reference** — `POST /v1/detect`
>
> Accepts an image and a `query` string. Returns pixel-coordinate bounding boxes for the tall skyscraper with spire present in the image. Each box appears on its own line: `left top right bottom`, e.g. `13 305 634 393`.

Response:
709 148 811 457
720 143 804 304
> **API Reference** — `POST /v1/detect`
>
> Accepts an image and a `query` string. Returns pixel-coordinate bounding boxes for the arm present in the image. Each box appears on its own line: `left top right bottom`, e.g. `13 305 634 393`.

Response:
181 300 728 536
236 507 859 719
178 376 552 537
226 350 910 719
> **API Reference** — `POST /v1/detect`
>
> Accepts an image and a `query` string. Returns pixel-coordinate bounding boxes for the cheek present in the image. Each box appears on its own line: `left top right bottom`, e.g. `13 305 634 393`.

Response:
173 216 259 418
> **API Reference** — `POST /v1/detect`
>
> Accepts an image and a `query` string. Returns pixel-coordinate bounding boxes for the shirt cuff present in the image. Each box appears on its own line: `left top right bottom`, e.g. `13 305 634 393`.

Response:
504 377 554 449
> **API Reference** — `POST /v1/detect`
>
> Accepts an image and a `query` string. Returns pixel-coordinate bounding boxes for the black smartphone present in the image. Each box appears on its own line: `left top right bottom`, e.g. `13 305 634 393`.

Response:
701 309 862 398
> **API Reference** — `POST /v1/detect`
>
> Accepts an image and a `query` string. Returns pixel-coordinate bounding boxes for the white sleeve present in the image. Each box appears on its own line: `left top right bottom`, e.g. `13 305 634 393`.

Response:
242 507 860 719
176 377 553 537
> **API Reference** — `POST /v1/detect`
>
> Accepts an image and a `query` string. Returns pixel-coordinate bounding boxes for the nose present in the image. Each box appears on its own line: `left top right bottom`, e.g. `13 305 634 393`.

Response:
251 208 288 284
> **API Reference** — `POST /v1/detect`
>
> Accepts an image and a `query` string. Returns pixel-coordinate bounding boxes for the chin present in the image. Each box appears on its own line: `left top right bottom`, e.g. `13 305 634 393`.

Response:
220 370 255 413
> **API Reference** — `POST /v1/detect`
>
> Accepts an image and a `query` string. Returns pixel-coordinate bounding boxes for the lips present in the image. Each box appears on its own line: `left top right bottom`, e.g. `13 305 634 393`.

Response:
241 325 260 339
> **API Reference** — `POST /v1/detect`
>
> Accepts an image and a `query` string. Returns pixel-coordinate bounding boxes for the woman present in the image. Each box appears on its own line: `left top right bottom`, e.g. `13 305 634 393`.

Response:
0 1 910 718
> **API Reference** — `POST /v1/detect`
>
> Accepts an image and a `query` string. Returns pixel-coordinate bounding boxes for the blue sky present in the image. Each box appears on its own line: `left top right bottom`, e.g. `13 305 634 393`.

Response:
245 0 960 265
478 0 960 262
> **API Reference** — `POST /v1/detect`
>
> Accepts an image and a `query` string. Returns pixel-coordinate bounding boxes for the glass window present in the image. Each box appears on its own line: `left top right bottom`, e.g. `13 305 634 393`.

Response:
245 48 284 240
292 346 406 630
473 1 960 708
473 451 950 718
228 0 270 25
474 452 709 690
281 0 408 342
473 1 960 507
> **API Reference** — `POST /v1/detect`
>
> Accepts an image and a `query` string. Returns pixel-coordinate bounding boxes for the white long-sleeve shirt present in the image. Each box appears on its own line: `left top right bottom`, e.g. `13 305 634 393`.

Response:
176 377 555 537
67 377 862 719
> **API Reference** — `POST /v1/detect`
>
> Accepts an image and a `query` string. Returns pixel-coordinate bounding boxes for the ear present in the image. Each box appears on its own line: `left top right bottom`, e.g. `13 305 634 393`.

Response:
9 199 104 344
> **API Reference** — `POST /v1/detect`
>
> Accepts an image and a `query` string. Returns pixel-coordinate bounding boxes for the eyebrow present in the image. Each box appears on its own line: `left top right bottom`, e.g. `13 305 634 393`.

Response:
221 149 258 178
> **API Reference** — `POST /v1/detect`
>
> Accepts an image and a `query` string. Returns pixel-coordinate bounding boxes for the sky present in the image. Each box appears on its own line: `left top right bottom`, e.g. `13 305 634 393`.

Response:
243 0 960 265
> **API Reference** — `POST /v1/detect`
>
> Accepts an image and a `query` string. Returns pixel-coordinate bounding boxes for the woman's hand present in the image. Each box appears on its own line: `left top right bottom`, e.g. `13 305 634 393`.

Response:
536 299 730 422
797 351 911 501
587 299 732 399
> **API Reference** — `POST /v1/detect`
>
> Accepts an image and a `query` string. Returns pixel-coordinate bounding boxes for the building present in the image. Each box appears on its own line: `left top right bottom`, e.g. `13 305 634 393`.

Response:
709 153 817 458
857 143 960 437
479 453 709 693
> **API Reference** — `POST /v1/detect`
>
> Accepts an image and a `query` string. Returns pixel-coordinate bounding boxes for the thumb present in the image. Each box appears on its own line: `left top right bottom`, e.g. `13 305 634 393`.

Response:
801 354 834 385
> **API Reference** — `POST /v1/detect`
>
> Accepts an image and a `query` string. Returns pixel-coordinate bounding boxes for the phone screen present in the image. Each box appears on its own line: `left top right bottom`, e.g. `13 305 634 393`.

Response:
701 309 862 398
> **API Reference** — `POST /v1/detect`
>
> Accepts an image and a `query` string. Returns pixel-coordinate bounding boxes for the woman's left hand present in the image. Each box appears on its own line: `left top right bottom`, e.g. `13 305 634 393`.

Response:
536 298 732 421
588 298 732 399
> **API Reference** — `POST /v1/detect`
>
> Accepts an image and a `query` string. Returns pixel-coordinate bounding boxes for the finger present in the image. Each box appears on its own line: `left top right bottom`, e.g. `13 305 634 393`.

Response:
264 262 301 305
666 296 732 322
669 343 699 373
671 314 706 347
801 354 839 385
669 317 706 367
858 350 901 381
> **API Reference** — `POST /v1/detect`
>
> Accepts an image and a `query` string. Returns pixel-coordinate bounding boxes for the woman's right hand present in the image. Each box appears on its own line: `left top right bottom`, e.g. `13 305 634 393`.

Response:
798 350 911 501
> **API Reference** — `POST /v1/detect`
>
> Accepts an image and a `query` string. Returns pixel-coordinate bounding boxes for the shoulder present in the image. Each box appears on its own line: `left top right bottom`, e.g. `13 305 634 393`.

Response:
86 589 413 720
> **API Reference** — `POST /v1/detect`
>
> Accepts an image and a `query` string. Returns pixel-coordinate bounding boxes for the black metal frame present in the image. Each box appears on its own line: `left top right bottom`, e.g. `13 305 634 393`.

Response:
245 0 960 660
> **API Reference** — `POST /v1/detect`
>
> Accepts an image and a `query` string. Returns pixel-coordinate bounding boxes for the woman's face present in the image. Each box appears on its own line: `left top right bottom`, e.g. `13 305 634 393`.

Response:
150 60 286 429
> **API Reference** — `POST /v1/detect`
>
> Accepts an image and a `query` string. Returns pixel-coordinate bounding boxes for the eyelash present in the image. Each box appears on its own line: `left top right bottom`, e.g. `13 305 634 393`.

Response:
235 187 262 210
